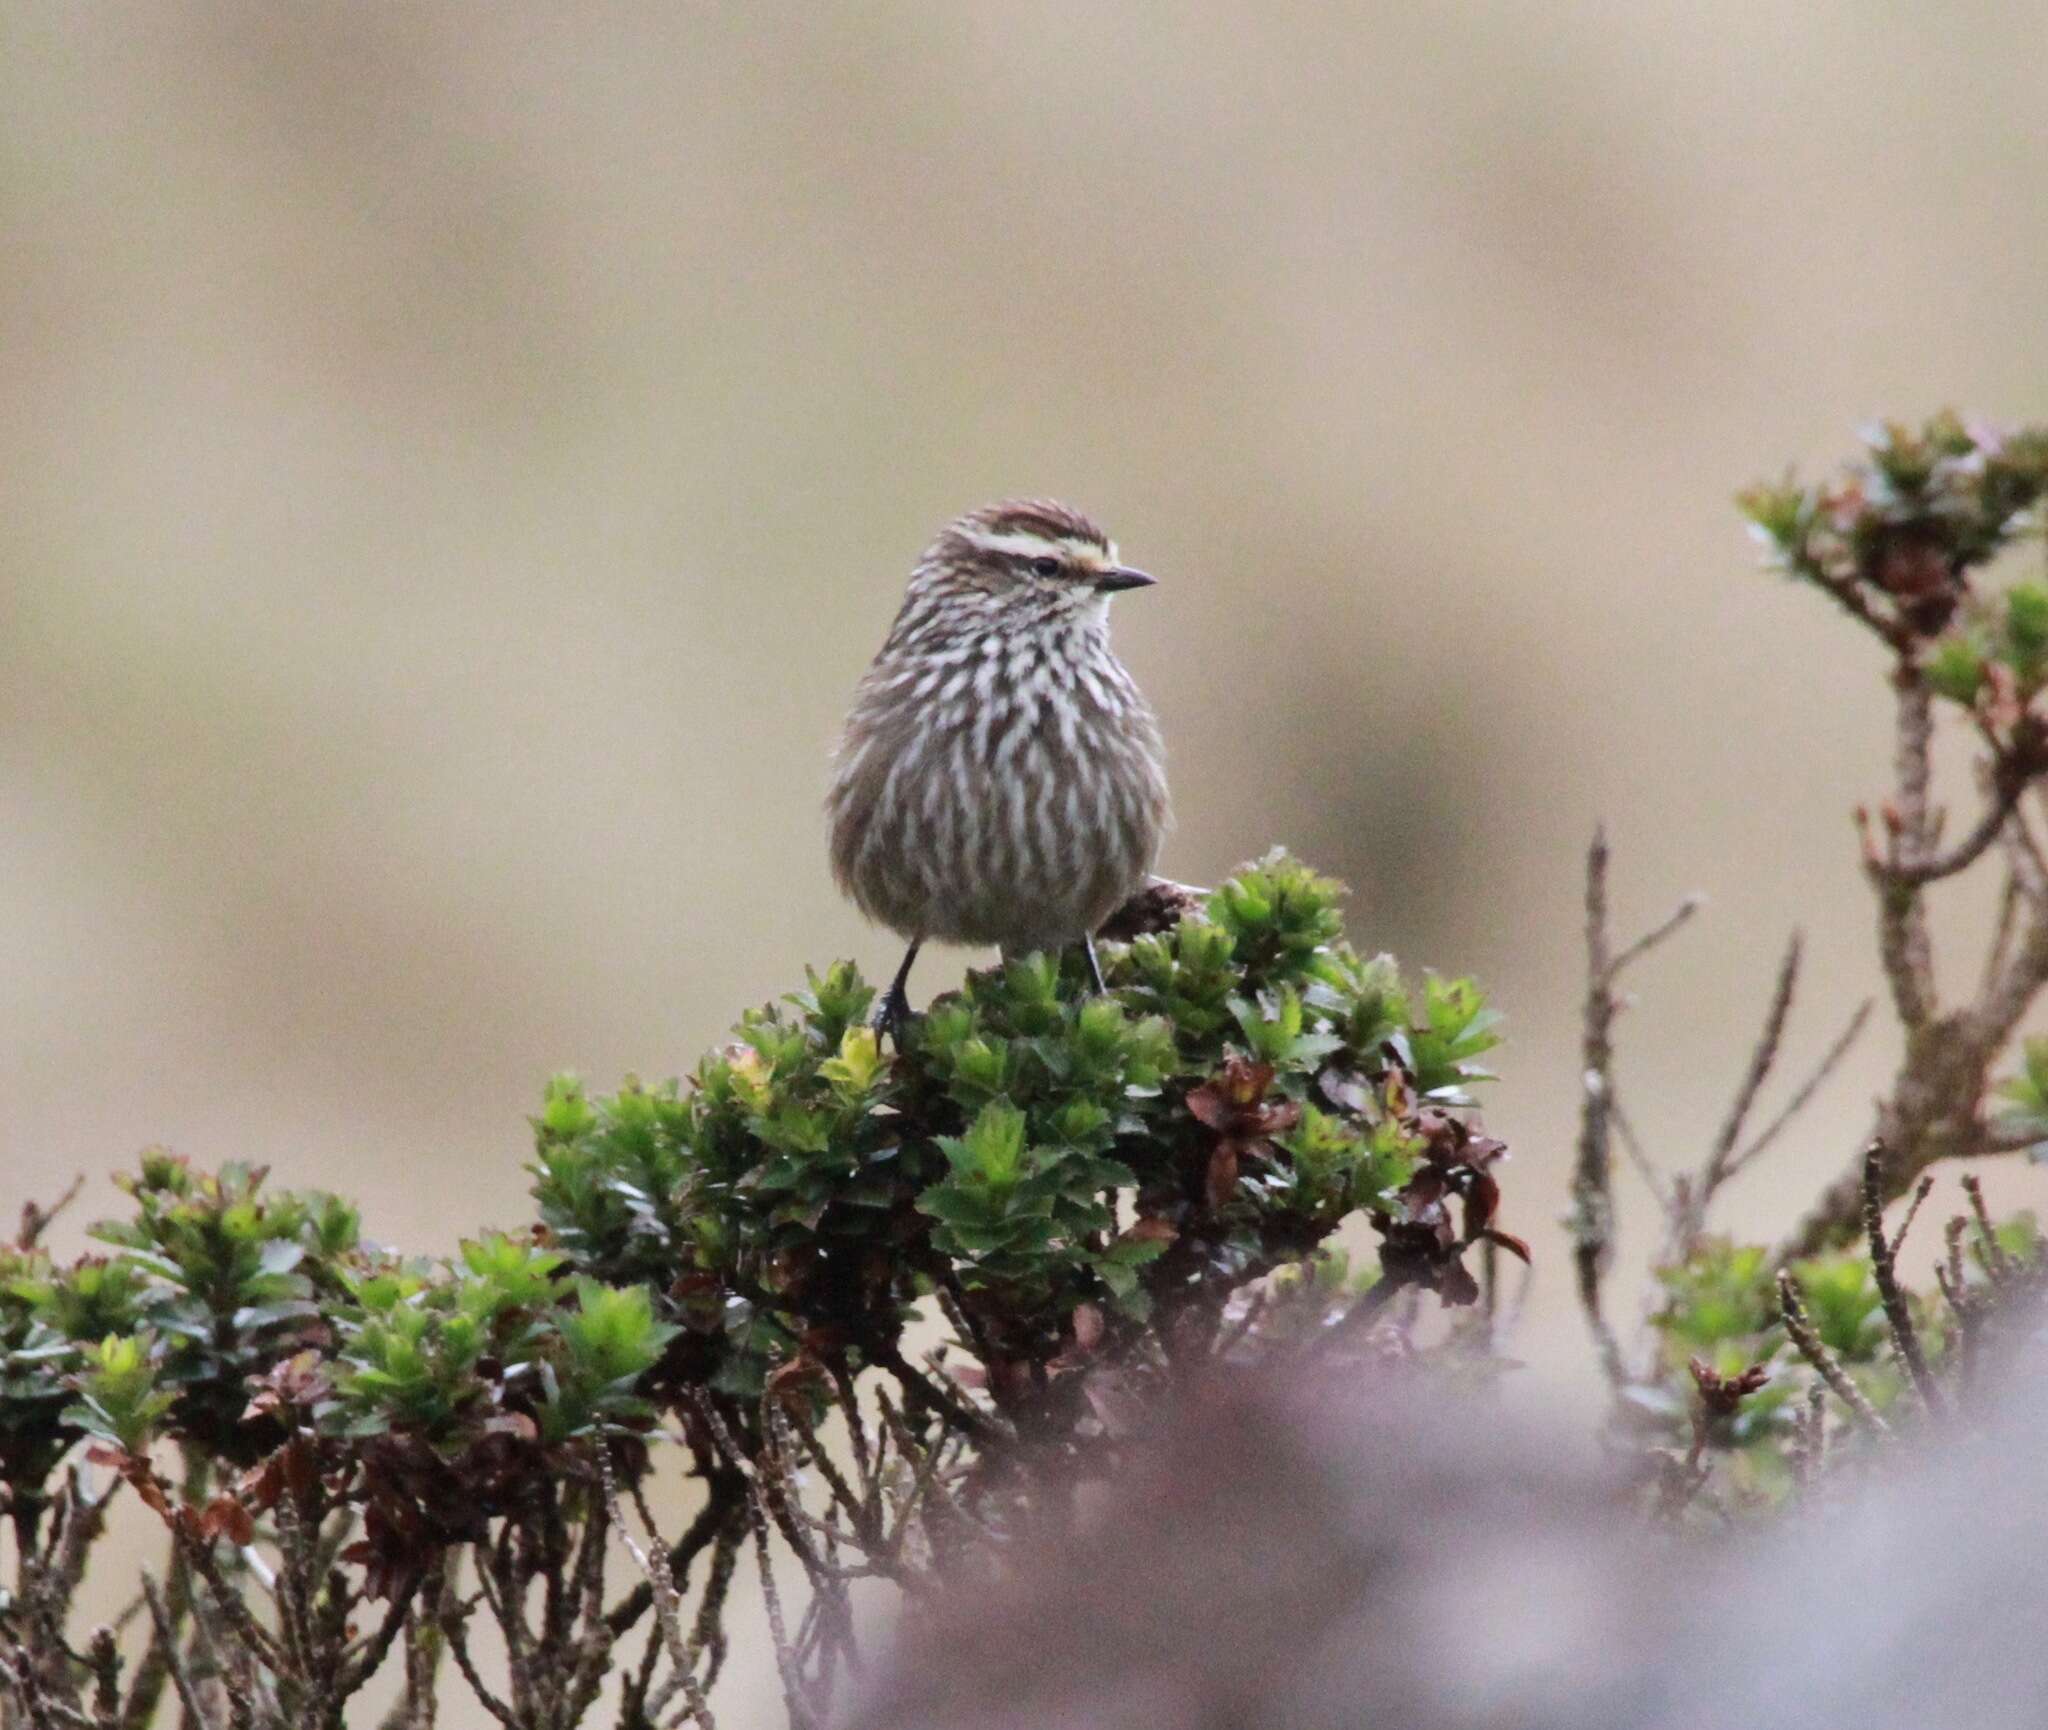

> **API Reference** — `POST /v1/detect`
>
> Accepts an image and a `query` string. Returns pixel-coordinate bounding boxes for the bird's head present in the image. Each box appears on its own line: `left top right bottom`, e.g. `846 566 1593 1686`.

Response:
909 499 1157 624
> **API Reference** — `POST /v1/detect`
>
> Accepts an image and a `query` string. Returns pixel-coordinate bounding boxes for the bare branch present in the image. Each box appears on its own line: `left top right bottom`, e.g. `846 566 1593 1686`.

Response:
1963 1120 2048 1155
1777 1271 1890 1435
1722 998 1873 1183
1890 1174 1937 1258
1869 672 1939 1033
1881 768 2026 887
15 1177 83 1251
1570 829 1627 1392
1972 893 2048 1059
139 1577 210 1730
603 1469 743 1641
1982 867 2024 995
2011 797 2048 898
598 1453 716 1730
1963 1173 2011 1279
1790 1381 1828 1495
1608 1096 1668 1207
441 1610 520 1730
745 1480 814 1730
1702 933 1803 1195
1805 565 1912 650
1859 1142 1945 1420
1604 894 1705 983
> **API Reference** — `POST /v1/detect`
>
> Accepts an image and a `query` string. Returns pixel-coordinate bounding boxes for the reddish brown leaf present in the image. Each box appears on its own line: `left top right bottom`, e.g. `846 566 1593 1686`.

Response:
238 1454 285 1513
764 1355 829 1411
283 1436 320 1500
199 1495 255 1547
1206 1145 1241 1211
1223 1058 1276 1103
1120 1217 1178 1247
1483 1228 1533 1265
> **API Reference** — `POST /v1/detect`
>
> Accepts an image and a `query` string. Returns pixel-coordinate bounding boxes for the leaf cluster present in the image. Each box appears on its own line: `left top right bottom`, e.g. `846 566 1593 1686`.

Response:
530 850 1513 1409
1741 413 2048 644
85 1154 356 1461
1635 1220 2039 1493
0 849 1516 1730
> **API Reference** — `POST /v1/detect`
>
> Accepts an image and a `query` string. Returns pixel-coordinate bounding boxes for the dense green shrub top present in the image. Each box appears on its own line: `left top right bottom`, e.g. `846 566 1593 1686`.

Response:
1 852 1514 1560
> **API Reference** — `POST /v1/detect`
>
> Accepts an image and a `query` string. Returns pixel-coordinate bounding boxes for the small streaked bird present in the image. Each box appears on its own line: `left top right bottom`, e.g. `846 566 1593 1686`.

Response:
828 500 1171 1033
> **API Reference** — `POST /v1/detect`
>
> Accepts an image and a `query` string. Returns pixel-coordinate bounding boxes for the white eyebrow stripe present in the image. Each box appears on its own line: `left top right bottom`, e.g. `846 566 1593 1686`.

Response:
963 529 1119 565
962 530 1068 560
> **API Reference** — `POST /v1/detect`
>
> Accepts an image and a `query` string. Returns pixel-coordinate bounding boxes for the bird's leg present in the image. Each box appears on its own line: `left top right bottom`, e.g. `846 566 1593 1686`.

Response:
873 938 923 1046
1082 932 1108 995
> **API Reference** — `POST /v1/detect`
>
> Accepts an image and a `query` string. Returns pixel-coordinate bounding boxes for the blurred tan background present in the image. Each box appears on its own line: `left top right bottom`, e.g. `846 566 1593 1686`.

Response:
6 5 2048 1717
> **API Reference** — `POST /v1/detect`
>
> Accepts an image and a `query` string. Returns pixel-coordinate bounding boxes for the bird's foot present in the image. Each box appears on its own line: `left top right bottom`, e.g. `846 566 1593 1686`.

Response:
871 981 916 1050
1082 932 1109 996
872 938 923 1051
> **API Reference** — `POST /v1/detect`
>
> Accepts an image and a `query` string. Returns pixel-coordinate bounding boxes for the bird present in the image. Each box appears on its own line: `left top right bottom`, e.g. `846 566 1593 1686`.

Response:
828 500 1171 1036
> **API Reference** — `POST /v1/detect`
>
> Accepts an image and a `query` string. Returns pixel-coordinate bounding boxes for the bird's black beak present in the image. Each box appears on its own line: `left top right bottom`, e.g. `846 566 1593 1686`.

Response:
1093 566 1157 593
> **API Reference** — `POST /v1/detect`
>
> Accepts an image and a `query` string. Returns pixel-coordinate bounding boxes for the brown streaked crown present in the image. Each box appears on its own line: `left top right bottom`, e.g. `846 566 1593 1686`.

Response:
962 499 1109 551
932 499 1115 567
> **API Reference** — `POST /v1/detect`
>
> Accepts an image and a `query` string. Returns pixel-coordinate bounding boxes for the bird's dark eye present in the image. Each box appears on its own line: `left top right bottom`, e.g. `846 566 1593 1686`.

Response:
1029 556 1061 578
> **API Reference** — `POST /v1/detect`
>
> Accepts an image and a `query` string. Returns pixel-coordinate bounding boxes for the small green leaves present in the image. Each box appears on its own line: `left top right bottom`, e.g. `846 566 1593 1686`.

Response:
1642 1226 1957 1478
336 1297 486 1439
2003 581 2048 676
11 1256 151 1345
874 856 1502 1335
1737 474 1814 555
1923 581 2048 714
1091 1231 1168 1312
544 1279 679 1441
919 1102 1131 1302
332 1246 674 1450
936 1101 1030 1194
539 1071 597 1140
1276 1108 1413 1216
63 1334 173 1455
530 1073 696 1290
818 1025 886 1098
1653 1240 1778 1356
1230 988 1342 1067
457 1234 565 1318
1206 850 1347 986
0 850 1515 1532
1741 414 2048 645
556 1279 675 1386
1787 1254 1886 1363
76 1155 349 1460
1923 633 1989 704
787 961 876 1049
1404 977 1502 1104
1994 1036 2048 1157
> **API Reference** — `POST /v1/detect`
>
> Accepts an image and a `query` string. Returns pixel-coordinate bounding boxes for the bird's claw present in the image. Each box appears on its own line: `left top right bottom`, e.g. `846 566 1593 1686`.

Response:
1082 932 1109 996
871 983 915 1050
